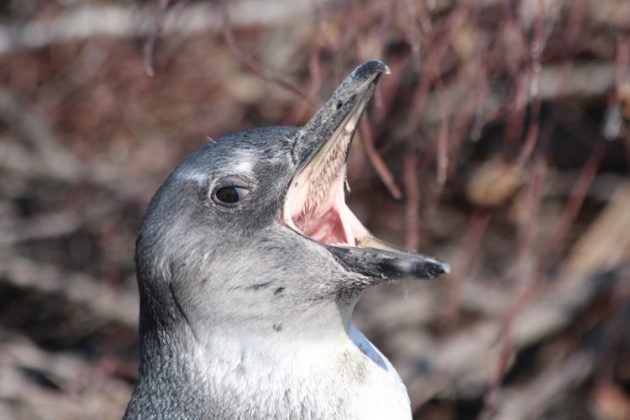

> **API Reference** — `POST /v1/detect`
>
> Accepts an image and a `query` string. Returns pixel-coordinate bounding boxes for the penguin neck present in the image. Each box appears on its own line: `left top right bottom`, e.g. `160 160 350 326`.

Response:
136 292 375 380
191 300 360 368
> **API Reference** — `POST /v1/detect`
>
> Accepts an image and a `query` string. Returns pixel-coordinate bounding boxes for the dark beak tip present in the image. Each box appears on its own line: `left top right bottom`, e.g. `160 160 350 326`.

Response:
355 60 391 80
430 260 451 277
414 257 450 279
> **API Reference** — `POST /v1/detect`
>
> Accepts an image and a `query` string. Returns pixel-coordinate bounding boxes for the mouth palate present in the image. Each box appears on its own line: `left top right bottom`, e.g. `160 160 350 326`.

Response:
283 116 368 248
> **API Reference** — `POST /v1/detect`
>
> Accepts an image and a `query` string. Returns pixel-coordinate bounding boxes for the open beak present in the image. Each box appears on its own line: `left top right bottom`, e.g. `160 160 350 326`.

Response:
283 60 449 281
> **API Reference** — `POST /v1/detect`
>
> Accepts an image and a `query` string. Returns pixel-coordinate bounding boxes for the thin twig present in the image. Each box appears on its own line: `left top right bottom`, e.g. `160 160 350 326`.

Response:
288 7 325 124
539 136 606 272
221 11 311 103
359 118 402 199
143 0 181 76
403 150 420 249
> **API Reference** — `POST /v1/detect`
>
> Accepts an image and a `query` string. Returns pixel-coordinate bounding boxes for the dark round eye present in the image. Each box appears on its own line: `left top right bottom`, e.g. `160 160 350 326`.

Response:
335 100 343 110
213 186 249 204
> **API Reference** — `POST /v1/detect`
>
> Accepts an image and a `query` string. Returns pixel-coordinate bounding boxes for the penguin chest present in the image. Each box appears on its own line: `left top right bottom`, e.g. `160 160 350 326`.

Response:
197 328 412 419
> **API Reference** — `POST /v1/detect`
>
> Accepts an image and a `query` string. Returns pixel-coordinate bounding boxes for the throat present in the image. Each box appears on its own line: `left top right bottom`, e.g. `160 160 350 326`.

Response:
300 205 348 244
284 165 370 246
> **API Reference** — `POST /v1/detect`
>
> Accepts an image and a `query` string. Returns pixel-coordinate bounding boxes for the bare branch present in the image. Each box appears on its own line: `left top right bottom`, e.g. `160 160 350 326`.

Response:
493 352 595 420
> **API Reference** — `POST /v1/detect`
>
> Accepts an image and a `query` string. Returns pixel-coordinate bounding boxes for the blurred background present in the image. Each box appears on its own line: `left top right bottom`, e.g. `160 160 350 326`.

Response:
0 0 629 419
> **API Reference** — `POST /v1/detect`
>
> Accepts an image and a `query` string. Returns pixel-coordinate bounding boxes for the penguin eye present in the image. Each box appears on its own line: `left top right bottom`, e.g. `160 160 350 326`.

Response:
213 186 249 205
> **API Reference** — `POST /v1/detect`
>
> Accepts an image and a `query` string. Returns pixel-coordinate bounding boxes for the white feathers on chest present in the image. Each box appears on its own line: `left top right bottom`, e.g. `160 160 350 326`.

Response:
192 324 412 420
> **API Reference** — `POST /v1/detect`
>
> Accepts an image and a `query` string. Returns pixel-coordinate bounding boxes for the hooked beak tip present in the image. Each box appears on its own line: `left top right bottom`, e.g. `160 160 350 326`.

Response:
433 260 451 276
357 60 391 77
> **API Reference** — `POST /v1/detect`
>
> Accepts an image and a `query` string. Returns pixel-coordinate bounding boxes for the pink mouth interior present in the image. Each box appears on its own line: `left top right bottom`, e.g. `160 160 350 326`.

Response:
300 207 346 243
283 164 370 246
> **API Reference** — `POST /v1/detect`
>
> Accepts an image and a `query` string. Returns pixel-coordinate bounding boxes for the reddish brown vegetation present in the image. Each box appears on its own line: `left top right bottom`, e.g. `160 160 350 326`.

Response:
0 1 629 419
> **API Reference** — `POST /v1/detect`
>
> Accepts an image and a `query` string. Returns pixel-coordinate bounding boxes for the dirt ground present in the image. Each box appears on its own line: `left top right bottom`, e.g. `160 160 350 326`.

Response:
0 1 629 419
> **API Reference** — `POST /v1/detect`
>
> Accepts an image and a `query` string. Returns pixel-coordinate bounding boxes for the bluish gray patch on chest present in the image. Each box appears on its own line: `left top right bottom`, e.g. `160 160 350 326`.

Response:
349 325 387 370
